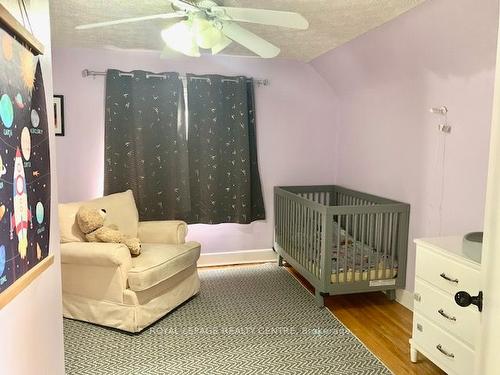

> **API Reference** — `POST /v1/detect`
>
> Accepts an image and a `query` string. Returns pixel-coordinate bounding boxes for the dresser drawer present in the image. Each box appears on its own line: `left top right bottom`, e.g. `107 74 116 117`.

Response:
414 279 479 346
416 245 480 295
413 313 475 375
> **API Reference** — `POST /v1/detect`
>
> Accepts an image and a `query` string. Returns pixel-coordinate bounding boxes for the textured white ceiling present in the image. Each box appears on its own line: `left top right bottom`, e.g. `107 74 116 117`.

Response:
49 0 425 61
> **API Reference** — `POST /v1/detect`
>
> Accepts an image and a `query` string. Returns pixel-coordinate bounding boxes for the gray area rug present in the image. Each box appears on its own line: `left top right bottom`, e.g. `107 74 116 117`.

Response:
64 264 391 374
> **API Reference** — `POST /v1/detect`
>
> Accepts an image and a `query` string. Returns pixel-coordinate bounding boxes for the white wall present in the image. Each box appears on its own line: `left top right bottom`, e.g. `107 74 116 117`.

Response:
52 47 338 253
0 1 65 374
312 0 498 290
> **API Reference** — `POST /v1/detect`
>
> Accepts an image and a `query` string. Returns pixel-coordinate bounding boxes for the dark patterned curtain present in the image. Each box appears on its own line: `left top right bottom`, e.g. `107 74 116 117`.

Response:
187 74 265 224
104 70 265 224
104 70 191 221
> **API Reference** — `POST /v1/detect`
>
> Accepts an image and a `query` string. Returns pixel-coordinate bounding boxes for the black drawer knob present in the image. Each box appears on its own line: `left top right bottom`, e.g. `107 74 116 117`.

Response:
454 291 483 312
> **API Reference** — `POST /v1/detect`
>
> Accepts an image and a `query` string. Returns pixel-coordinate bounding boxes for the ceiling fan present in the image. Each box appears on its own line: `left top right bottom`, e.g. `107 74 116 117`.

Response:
75 0 309 58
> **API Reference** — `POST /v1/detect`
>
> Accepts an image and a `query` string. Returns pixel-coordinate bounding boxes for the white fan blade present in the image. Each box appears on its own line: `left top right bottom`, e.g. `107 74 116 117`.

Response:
168 0 200 12
75 13 185 30
211 36 232 55
222 22 280 58
213 7 308 30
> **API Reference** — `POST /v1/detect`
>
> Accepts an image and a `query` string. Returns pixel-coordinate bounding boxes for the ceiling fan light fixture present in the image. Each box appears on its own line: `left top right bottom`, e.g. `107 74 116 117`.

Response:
191 16 223 49
161 21 200 57
191 16 211 34
196 26 223 49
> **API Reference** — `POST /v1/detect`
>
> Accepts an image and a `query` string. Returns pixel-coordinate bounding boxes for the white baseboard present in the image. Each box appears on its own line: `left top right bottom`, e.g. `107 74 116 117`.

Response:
198 248 276 267
396 289 414 311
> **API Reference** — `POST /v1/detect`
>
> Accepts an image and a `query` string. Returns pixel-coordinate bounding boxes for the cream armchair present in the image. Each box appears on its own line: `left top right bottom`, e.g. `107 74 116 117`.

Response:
59 191 200 333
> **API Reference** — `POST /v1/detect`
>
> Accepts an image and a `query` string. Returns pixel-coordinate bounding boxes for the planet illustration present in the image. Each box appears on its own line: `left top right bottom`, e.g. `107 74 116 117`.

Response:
0 155 6 177
20 49 35 90
1 34 13 61
21 127 31 160
0 245 5 276
36 243 42 260
0 204 5 221
31 109 40 128
14 93 25 109
0 94 13 128
36 201 44 224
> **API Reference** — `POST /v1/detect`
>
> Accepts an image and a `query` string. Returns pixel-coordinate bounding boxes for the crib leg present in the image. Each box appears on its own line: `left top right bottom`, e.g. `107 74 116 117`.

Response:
277 254 284 267
315 290 325 307
385 289 396 301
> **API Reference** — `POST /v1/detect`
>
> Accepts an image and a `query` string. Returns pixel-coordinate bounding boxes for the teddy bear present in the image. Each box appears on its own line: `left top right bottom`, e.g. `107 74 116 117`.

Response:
76 206 141 256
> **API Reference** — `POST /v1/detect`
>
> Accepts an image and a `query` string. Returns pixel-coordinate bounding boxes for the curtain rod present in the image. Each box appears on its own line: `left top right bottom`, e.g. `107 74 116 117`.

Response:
81 69 270 87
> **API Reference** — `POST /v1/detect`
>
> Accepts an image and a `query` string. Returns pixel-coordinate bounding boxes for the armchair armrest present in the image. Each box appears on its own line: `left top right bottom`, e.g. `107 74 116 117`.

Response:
60 242 132 303
138 220 188 245
61 242 132 268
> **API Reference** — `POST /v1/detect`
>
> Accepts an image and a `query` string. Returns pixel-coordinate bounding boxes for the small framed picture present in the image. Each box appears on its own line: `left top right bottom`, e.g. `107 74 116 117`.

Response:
53 95 65 136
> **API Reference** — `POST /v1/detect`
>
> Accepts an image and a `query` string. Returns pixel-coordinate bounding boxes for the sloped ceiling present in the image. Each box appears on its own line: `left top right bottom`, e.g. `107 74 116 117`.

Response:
50 0 425 61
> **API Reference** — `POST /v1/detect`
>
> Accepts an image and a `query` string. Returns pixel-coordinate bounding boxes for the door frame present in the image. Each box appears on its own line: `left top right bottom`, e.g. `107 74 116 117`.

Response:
477 7 500 373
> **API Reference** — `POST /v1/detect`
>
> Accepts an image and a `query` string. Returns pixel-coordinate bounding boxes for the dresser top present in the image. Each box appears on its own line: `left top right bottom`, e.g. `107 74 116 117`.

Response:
414 236 482 265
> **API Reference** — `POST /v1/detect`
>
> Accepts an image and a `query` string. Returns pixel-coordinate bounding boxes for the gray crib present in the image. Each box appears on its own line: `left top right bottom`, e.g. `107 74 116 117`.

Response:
274 185 410 307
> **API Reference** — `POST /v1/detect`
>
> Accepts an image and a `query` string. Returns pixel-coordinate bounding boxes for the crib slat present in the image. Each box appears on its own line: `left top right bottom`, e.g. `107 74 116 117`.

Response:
335 214 340 282
343 215 349 283
293 201 298 259
277 196 282 246
303 206 307 271
360 213 366 282
391 213 398 274
287 199 292 255
291 200 294 257
376 213 380 279
299 203 303 264
286 197 290 253
386 213 392 277
383 213 389 277
295 202 299 264
317 211 321 276
304 207 308 270
309 208 313 275
295 201 300 260
296 202 301 261
376 214 383 279
368 214 374 281
314 210 319 277
352 214 357 283
282 196 286 249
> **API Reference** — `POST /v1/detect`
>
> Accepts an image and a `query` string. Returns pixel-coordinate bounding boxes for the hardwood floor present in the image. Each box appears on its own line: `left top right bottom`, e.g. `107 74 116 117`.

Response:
285 265 445 375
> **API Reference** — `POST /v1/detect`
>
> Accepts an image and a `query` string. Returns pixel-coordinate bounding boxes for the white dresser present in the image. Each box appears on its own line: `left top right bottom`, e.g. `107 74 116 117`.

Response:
410 236 482 375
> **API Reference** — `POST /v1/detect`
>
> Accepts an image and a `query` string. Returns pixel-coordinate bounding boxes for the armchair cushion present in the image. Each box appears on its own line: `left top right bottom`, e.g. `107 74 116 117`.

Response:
138 220 188 245
128 241 200 292
59 190 139 243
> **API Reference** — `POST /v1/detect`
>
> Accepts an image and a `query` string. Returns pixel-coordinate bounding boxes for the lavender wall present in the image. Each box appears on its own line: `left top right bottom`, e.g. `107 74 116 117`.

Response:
312 0 499 290
53 0 498 290
53 48 337 253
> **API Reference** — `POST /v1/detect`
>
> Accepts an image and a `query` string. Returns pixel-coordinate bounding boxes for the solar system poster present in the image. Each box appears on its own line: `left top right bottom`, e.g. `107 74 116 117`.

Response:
0 26 51 295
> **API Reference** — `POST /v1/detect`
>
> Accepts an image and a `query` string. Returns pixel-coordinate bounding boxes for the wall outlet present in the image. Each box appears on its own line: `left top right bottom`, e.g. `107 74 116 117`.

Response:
438 124 452 133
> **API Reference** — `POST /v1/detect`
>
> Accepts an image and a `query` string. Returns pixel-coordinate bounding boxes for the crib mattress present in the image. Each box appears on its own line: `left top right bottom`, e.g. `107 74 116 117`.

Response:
307 261 397 284
307 239 398 283
330 268 397 283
